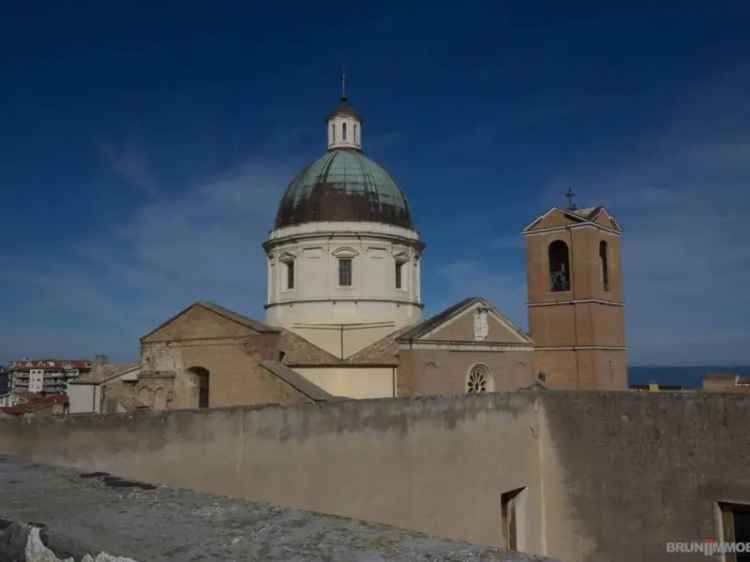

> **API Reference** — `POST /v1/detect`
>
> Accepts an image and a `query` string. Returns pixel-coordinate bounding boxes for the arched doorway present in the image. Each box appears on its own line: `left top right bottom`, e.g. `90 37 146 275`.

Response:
187 367 210 408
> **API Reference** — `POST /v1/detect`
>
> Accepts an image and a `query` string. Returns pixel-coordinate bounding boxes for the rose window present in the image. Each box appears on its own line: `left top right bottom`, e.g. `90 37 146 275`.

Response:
467 365 490 393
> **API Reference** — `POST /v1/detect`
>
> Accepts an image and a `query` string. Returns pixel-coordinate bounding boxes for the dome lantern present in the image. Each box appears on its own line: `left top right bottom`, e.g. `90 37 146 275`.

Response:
327 72 362 151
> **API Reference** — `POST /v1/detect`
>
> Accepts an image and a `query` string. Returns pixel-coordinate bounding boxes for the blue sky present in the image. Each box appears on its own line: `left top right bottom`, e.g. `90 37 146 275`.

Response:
1 2 749 366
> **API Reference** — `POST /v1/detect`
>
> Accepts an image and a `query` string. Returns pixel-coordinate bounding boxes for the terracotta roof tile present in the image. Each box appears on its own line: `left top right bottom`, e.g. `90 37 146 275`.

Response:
71 362 140 385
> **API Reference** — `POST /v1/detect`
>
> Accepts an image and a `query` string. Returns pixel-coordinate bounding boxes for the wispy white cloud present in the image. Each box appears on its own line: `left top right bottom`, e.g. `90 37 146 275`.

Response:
432 259 528 330
3 65 749 368
0 154 292 362
98 139 160 196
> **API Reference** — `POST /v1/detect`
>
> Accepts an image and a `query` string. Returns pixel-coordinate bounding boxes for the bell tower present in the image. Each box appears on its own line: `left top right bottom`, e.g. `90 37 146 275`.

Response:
523 194 627 390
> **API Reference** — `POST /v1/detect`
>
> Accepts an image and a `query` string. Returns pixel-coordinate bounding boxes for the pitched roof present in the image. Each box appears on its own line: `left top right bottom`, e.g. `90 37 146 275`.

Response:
278 329 342 366
344 326 412 366
259 361 336 402
523 206 622 233
199 302 279 333
70 362 140 385
570 206 602 220
7 359 91 371
0 394 67 416
704 372 739 382
141 301 279 341
397 297 478 341
397 297 532 344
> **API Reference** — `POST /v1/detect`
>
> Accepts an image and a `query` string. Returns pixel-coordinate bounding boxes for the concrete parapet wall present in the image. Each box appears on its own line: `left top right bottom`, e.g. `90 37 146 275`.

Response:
3 391 750 562
0 394 543 552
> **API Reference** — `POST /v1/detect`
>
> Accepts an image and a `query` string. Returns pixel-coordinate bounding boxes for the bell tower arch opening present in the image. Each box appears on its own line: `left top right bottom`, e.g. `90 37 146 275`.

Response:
548 240 571 292
599 240 609 291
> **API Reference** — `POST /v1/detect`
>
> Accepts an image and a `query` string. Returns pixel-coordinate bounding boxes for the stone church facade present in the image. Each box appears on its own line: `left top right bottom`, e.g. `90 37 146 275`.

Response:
93 91 627 413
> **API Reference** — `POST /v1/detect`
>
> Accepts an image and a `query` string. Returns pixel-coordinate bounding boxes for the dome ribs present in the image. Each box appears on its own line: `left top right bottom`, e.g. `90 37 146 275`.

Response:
274 148 413 230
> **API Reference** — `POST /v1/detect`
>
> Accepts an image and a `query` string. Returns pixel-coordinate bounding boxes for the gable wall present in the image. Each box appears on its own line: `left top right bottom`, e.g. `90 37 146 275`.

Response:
139 332 311 409
142 306 256 343
426 307 526 343
534 209 580 229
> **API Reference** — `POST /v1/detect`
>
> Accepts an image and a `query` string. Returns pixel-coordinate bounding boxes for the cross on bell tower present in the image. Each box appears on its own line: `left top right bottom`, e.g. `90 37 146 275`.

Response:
565 187 577 210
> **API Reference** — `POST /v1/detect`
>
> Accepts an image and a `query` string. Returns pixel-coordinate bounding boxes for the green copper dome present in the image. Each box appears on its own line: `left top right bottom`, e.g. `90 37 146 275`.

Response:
274 148 413 229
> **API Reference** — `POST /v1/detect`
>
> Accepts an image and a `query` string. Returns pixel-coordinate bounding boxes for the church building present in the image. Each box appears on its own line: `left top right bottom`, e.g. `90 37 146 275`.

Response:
74 88 628 413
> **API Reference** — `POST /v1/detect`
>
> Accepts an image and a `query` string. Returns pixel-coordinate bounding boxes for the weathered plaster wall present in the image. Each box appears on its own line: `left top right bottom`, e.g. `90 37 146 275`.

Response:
538 391 750 562
294 366 395 398
0 457 555 562
3 392 750 562
0 394 545 553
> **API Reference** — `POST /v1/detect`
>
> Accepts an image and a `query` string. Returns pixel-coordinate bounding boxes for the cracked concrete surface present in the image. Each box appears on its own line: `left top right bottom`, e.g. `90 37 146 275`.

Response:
0 456 556 562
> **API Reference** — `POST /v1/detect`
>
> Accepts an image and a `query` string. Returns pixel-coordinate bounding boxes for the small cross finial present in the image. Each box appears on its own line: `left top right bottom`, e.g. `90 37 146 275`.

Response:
565 187 577 210
340 69 347 101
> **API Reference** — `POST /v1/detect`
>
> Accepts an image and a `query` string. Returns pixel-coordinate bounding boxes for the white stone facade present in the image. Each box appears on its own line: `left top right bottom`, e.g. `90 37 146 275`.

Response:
264 221 423 357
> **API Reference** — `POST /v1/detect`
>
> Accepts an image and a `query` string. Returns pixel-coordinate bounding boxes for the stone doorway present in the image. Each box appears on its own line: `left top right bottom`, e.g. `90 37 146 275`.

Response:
188 367 210 409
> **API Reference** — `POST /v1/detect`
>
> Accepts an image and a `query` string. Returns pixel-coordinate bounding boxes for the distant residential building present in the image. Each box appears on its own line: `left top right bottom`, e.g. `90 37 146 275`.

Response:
703 373 750 393
630 383 686 392
8 358 93 394
68 362 142 414
0 366 9 395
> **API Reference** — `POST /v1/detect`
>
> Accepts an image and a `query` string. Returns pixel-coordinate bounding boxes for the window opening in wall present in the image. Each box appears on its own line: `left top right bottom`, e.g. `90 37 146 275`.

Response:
600 240 609 291
720 502 750 562
286 260 295 290
354 124 358 143
396 261 403 289
343 122 347 140
549 240 571 292
467 364 490 393
501 487 526 551
339 258 352 286
331 123 335 141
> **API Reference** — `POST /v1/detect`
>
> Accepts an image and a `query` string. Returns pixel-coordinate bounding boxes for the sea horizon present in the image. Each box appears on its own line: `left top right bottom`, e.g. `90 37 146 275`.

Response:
628 365 750 389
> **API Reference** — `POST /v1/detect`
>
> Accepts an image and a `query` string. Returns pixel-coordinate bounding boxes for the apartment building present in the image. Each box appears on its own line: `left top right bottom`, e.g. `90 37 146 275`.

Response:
8 359 92 394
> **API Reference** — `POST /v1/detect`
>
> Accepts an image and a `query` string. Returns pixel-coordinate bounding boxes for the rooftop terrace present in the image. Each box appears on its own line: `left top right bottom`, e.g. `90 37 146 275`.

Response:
0 456 555 562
